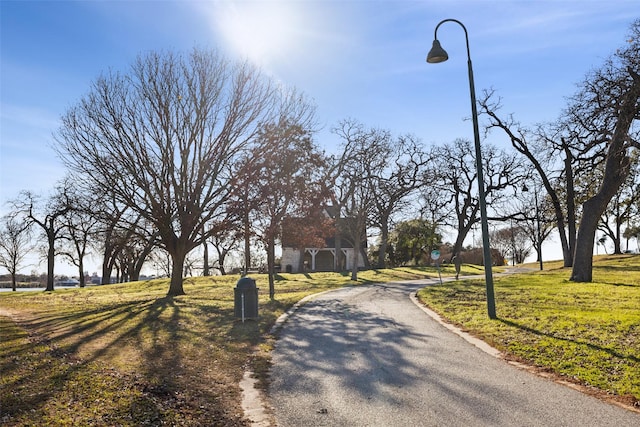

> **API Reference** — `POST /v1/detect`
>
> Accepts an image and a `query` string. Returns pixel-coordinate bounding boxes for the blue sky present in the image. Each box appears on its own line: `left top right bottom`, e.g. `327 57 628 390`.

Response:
1 0 638 273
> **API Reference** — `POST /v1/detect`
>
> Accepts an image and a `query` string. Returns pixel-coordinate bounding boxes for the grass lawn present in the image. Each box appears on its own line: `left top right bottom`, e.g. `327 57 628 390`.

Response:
1 256 638 425
0 267 438 426
417 254 640 409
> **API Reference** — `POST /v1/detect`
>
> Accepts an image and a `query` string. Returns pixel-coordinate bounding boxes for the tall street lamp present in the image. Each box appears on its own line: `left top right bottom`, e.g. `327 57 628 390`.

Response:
427 19 497 319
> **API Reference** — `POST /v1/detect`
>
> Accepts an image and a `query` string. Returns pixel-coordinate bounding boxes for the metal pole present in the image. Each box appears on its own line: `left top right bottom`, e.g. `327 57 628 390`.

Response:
241 292 245 323
430 19 496 319
511 217 516 266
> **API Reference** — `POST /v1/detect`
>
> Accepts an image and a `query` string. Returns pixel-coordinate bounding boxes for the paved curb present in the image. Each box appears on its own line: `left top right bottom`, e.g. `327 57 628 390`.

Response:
409 284 640 415
269 290 334 336
409 290 502 358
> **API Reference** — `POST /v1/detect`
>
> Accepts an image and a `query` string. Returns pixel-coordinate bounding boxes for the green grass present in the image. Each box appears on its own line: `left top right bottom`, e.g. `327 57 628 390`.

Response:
2 257 638 425
417 254 640 407
0 267 436 426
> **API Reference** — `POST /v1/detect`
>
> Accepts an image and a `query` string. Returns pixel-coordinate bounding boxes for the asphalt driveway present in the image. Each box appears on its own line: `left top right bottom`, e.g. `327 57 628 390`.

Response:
268 279 640 426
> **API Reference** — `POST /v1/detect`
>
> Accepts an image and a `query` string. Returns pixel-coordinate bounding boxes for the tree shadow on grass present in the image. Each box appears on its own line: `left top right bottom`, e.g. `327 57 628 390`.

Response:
0 295 246 425
607 282 640 287
497 317 640 363
1 298 178 417
597 265 640 273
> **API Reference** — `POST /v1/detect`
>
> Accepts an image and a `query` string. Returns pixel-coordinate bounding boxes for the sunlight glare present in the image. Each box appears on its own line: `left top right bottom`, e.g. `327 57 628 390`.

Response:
212 2 301 67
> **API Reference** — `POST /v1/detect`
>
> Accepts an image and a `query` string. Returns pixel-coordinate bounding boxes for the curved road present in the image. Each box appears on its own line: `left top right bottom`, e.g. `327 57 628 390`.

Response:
268 279 640 426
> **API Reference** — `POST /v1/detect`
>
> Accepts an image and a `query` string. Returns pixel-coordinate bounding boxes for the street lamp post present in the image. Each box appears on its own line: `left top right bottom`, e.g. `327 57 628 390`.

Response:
427 18 496 319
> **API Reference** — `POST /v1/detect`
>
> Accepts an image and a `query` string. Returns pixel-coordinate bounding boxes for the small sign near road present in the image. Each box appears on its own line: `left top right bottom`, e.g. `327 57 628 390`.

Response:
431 250 442 284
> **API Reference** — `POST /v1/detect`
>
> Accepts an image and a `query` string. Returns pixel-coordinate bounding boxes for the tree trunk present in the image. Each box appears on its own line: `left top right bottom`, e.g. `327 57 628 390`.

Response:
571 73 640 282
78 259 85 288
203 240 210 276
243 205 251 275
571 199 602 282
167 251 186 296
101 243 118 285
452 234 465 260
45 233 55 292
360 246 370 268
535 244 543 270
613 213 623 254
101 261 114 285
564 146 577 267
11 272 17 292
267 236 276 299
351 238 359 281
218 250 227 275
452 220 473 259
335 236 344 271
122 262 131 282
297 249 305 272
335 212 343 271
131 263 142 282
377 219 389 268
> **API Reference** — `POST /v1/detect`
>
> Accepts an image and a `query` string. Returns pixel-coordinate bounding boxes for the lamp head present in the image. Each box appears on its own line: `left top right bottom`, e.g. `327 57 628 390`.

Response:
426 39 449 63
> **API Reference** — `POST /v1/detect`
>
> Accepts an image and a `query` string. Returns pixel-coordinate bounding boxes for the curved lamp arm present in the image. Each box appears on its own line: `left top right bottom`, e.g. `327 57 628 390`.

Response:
428 19 471 63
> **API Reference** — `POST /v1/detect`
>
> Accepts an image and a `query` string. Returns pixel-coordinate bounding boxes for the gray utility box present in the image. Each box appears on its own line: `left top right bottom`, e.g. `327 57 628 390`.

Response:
234 277 259 321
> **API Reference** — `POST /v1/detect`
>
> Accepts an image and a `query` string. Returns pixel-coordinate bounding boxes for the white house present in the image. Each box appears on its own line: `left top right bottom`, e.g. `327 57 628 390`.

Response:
280 206 367 273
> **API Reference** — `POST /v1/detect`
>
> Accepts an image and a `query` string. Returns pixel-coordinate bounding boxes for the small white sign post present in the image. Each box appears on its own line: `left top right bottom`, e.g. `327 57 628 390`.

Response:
431 250 442 284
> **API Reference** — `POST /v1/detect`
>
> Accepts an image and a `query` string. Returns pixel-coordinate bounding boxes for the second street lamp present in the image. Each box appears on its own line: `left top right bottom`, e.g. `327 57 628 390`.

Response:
426 18 497 319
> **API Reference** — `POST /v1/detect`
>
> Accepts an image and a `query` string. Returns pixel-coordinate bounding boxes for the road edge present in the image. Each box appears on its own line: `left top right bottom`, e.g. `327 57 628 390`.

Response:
409 289 640 415
240 290 335 426
409 291 502 357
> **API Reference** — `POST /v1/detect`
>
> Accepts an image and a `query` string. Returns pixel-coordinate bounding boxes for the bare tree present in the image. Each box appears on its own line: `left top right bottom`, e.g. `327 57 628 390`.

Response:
58 186 100 287
520 180 556 270
0 215 32 291
231 151 261 274
418 164 453 240
240 102 327 298
479 92 579 267
90 194 157 284
324 119 375 273
488 20 640 277
92 194 130 284
490 226 531 265
330 120 389 280
55 48 282 296
111 224 158 282
12 182 73 291
370 134 430 268
430 138 524 257
201 226 211 276
598 159 640 254
571 20 640 282
207 223 242 275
